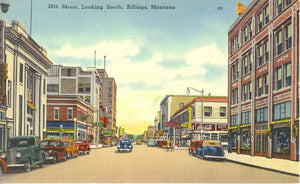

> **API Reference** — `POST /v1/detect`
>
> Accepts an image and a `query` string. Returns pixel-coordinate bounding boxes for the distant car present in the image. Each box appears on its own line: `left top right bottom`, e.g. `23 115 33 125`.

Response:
147 139 155 147
63 140 79 159
39 139 68 164
117 138 133 152
74 139 90 155
136 139 142 145
0 158 7 181
188 140 203 156
196 140 225 160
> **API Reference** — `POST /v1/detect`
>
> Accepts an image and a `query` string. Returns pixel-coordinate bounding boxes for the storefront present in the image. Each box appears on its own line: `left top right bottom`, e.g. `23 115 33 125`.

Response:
0 107 6 151
46 121 75 140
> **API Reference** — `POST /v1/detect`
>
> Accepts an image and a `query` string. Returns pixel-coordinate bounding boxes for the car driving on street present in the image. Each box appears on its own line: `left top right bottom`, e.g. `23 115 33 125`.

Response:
117 138 133 152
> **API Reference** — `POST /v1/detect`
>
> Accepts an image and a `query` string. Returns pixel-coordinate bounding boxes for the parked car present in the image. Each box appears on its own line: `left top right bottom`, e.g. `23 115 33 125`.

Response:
39 139 68 164
0 136 46 172
188 140 203 156
196 140 225 160
117 138 133 152
158 140 167 147
147 139 156 147
63 140 79 159
74 139 90 155
0 158 7 180
136 139 142 145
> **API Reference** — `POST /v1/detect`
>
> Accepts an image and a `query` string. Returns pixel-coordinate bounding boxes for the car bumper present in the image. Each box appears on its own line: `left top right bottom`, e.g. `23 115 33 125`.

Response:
7 163 24 167
204 155 225 159
117 149 132 152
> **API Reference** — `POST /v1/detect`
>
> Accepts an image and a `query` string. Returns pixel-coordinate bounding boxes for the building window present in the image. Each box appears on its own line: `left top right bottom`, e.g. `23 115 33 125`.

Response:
242 21 252 44
85 84 91 92
263 73 269 95
276 30 283 55
192 107 196 117
43 79 46 94
78 83 84 92
263 5 269 25
220 107 226 117
230 114 238 126
256 107 268 124
263 40 269 63
257 39 269 67
231 61 239 82
204 106 212 116
43 104 45 129
54 108 59 120
179 103 184 109
273 101 291 120
285 23 292 50
67 69 71 76
257 4 269 32
241 111 251 125
242 82 251 102
276 0 283 15
242 52 252 75
68 108 73 120
231 88 239 105
257 73 269 97
7 80 11 106
85 96 90 103
272 127 290 154
275 62 291 90
231 34 240 54
19 63 23 83
47 84 59 92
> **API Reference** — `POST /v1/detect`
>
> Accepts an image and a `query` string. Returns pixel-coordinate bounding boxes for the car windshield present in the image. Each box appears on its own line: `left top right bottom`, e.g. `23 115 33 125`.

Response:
120 140 131 144
64 142 70 146
74 140 82 144
8 139 33 148
39 141 57 147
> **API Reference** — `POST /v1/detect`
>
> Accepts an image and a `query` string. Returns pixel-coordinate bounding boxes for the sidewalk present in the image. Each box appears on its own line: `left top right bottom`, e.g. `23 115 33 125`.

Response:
90 144 103 149
224 150 299 176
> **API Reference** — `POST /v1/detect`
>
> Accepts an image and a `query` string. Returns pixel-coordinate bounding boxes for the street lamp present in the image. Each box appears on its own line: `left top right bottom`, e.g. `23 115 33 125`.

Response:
73 118 77 140
186 87 204 140
0 0 10 13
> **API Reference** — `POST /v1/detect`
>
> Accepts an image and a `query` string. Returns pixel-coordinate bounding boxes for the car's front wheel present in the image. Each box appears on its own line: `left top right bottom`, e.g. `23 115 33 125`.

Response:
39 155 45 168
24 159 31 172
52 155 57 164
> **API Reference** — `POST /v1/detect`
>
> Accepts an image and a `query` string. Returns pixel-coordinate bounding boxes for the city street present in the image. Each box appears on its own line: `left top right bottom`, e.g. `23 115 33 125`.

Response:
1 144 299 183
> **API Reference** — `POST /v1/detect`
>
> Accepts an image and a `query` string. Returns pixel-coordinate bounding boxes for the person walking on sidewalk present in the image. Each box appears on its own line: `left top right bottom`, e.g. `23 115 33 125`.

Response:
228 140 232 153
170 140 174 152
167 139 171 152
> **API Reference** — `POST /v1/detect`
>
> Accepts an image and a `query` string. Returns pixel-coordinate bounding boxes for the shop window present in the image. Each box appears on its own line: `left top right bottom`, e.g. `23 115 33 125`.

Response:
211 133 218 140
273 101 291 120
203 133 210 140
0 127 4 150
231 132 238 149
241 130 251 150
204 106 212 116
272 127 290 154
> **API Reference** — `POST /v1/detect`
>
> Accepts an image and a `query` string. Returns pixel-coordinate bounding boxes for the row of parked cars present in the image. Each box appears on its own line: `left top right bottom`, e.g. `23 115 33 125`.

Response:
188 140 225 160
0 135 91 180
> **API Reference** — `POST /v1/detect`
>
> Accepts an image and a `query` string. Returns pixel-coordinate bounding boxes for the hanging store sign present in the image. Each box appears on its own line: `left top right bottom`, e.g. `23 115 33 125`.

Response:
165 122 179 127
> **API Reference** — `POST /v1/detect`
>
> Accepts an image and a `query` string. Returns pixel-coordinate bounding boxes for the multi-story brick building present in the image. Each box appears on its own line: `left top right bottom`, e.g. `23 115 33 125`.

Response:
0 20 53 144
97 68 117 138
228 0 299 160
47 65 102 143
170 96 228 146
46 96 94 140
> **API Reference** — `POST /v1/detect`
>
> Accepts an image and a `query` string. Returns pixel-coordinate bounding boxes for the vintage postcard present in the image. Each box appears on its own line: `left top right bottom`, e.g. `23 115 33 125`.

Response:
0 0 299 183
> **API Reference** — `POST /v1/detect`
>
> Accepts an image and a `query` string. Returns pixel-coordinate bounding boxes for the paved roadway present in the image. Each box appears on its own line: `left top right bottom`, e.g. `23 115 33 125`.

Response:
1 144 299 183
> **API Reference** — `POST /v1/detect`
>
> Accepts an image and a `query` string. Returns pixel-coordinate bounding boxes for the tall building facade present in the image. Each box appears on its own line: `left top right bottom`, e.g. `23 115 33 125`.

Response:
228 0 299 160
97 69 117 138
47 65 102 143
0 20 53 144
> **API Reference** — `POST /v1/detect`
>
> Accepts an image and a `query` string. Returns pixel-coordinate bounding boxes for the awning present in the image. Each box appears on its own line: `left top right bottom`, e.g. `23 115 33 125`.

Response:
182 134 192 140
27 102 37 110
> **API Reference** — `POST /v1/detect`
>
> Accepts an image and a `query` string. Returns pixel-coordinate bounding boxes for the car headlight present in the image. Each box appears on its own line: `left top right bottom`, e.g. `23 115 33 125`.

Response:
49 150 52 154
1 153 6 158
129 145 132 148
16 152 21 158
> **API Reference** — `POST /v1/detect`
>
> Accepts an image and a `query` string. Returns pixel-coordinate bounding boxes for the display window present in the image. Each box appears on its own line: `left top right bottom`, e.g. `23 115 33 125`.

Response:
272 126 290 154
241 129 251 150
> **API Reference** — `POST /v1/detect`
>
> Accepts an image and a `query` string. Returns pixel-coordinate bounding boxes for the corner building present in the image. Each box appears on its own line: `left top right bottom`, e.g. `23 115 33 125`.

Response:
228 0 299 160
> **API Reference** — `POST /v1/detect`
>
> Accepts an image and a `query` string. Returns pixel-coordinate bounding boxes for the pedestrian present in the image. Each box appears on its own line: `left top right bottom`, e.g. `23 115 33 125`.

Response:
228 140 232 153
170 140 174 152
167 139 170 152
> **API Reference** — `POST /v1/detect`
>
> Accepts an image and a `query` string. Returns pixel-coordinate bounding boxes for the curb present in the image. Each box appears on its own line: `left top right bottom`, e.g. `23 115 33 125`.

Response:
225 158 299 177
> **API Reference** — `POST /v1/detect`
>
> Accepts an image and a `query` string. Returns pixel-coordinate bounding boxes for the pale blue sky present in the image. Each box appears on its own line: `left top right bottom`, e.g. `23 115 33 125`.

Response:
2 0 252 134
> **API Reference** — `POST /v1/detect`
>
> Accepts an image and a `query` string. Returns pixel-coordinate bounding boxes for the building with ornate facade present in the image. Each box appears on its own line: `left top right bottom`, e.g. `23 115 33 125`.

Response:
0 20 53 147
228 0 299 160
